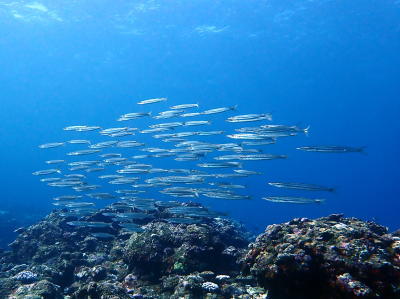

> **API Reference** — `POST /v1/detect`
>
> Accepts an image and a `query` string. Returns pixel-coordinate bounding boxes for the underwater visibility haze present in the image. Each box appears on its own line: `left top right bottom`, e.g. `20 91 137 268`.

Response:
0 0 399 251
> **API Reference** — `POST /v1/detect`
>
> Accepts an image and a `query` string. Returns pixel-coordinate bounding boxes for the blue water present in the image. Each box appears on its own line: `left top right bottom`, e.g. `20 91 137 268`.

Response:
1 0 399 246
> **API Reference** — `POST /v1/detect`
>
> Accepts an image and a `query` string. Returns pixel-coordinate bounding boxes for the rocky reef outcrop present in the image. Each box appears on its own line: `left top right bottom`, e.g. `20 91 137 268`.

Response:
242 214 400 298
0 202 265 298
123 220 247 281
0 208 399 298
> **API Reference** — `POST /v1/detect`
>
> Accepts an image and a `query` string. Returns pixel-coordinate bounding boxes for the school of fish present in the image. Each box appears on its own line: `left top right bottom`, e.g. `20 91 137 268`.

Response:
33 97 364 233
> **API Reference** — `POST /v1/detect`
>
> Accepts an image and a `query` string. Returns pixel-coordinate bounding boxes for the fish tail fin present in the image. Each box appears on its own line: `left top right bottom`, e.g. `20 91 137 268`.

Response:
359 146 368 155
304 125 310 136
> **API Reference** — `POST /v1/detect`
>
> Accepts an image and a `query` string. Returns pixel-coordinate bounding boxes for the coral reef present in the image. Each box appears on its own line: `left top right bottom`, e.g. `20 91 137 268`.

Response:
0 202 263 298
242 214 400 298
123 219 247 280
0 210 399 298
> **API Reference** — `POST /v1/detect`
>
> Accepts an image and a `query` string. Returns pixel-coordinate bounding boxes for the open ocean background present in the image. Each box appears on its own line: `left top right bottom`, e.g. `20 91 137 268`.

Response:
0 0 399 248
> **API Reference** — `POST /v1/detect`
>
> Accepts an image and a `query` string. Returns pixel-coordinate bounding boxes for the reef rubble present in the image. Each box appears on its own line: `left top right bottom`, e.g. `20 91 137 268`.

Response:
0 209 399 298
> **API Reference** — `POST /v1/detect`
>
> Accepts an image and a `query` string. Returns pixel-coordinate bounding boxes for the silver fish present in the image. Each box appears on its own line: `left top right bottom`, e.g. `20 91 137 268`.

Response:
140 128 170 133
67 149 101 156
132 155 151 159
40 177 61 182
118 112 151 121
68 140 91 144
170 103 199 109
202 106 237 115
68 161 100 166
117 168 149 174
137 97 167 105
45 160 65 164
108 178 139 184
116 141 145 148
227 114 272 123
65 202 96 208
85 167 105 173
181 112 204 117
64 174 86 178
162 138 186 142
268 182 335 192
213 155 242 161
89 141 118 149
184 120 211 126
227 133 275 140
32 169 61 176
100 153 122 158
100 127 128 135
73 185 101 192
196 130 224 136
63 125 101 131
109 132 135 137
98 174 124 179
63 125 87 131
236 154 287 161
153 110 184 119
87 193 116 199
64 125 101 132
53 195 83 201
103 157 127 163
38 142 65 149
150 122 183 129
197 162 241 168
296 146 365 153
234 169 261 175
241 140 276 146
263 196 325 204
